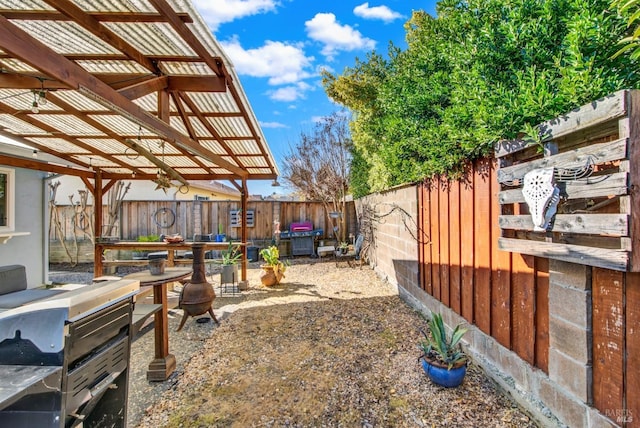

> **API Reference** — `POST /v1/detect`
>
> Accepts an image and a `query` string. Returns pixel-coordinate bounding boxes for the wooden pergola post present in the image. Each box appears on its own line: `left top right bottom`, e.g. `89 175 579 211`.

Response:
93 170 103 277
241 179 248 282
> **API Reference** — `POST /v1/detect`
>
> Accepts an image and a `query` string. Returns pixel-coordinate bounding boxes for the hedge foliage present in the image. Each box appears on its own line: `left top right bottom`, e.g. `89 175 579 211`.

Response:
322 0 640 197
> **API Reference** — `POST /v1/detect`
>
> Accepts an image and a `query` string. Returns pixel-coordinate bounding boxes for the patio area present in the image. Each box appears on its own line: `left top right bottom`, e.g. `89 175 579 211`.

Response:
120 259 536 427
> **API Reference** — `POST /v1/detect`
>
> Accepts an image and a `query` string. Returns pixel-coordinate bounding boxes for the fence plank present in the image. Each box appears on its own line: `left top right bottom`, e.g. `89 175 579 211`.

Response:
474 159 492 333
626 272 640 425
491 163 511 348
499 171 628 204
499 214 628 236
497 138 627 184
511 252 535 365
449 180 461 314
430 180 441 299
592 268 625 415
420 184 432 294
460 176 475 323
439 179 450 307
535 257 549 373
494 90 627 158
498 238 628 271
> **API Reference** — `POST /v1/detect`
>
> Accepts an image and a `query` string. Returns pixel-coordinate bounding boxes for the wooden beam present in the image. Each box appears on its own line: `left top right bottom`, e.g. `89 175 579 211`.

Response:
241 179 248 282
3 93 142 175
0 154 93 178
167 75 226 92
0 72 70 90
164 92 212 174
147 0 224 77
176 92 242 165
118 76 168 100
80 176 94 193
99 179 116 194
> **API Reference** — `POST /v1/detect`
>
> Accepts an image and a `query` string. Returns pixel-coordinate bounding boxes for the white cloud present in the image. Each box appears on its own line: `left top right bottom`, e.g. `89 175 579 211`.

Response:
260 121 288 128
220 37 314 85
305 13 376 59
268 82 312 102
353 2 403 23
192 0 278 31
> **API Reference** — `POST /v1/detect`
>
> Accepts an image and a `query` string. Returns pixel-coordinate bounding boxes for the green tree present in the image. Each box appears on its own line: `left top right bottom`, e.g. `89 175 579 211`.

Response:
324 0 639 197
611 0 640 59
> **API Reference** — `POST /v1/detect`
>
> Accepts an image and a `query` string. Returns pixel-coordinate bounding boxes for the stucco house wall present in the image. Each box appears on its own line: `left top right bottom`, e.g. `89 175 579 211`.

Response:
0 166 47 288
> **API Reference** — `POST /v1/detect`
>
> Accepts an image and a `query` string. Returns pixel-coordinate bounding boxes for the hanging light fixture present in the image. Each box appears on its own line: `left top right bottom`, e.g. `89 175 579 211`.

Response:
31 91 39 114
37 79 47 106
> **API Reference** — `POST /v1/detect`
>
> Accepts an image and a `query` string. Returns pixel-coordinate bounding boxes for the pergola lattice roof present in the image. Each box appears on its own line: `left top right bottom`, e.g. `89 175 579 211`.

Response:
0 0 278 188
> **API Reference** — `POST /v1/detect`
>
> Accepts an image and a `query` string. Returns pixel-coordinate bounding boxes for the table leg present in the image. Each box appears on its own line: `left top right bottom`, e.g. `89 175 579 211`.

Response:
147 281 176 381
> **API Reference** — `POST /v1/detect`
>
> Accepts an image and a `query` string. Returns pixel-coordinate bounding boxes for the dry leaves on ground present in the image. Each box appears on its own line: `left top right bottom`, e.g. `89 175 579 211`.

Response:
135 260 537 428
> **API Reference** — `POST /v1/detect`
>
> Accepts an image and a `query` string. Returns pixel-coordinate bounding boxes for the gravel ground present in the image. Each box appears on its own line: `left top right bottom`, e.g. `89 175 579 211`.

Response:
51 259 537 428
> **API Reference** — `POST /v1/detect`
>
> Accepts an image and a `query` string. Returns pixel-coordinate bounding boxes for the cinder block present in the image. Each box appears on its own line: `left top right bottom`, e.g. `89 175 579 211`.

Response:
549 315 591 363
549 283 592 327
548 348 592 403
589 407 621 427
549 259 591 290
499 346 529 391
535 376 588 428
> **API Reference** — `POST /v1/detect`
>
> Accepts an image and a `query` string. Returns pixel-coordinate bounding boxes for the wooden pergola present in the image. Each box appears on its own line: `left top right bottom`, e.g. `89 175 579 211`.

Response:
0 1 279 279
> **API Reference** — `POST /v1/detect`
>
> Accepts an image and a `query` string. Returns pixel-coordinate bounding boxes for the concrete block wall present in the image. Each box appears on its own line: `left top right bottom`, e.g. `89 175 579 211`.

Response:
357 184 419 288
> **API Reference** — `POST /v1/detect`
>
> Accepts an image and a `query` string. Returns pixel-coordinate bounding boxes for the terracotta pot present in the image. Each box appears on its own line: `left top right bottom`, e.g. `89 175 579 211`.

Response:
260 265 284 286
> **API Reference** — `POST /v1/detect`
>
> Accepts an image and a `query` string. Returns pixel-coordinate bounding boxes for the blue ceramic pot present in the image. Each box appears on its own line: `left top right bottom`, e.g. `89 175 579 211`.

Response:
420 357 466 388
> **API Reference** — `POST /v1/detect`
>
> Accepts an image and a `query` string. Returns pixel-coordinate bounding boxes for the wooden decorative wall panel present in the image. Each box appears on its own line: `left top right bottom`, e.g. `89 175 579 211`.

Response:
495 90 639 272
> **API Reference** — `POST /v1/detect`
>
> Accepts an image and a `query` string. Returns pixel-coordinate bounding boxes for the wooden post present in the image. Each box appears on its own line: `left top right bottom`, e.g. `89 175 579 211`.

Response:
240 179 248 282
93 170 103 277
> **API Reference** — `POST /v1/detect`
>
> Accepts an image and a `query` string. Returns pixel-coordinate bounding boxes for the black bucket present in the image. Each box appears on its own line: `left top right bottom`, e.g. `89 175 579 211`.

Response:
247 246 259 262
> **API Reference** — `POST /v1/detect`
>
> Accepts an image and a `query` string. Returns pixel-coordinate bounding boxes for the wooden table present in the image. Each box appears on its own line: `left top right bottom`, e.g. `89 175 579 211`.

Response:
95 241 246 279
124 267 191 381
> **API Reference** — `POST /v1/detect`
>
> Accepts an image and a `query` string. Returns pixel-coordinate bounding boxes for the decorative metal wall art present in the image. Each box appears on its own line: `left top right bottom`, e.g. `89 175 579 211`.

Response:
522 167 560 231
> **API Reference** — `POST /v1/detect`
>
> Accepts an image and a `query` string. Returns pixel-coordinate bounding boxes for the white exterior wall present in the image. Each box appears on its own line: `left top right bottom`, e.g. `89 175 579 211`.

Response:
0 166 47 288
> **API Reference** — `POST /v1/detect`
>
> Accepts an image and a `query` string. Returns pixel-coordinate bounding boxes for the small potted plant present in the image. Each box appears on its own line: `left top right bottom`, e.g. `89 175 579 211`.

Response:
219 242 241 285
337 241 349 255
418 312 468 388
259 245 287 286
215 223 226 242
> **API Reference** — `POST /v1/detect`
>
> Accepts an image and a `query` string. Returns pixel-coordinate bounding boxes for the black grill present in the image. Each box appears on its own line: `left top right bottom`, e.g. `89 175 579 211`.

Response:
0 280 138 428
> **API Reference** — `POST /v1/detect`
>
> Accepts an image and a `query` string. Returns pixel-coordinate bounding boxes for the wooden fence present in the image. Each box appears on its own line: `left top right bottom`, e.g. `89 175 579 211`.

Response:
418 159 550 372
418 154 639 425
50 199 357 244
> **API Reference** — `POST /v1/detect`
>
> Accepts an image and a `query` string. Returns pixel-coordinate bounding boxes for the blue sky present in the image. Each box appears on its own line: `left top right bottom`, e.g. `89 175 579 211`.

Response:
193 0 439 196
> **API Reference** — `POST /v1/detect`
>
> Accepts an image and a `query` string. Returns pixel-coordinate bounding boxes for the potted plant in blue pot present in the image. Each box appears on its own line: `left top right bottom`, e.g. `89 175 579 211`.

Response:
418 312 468 388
